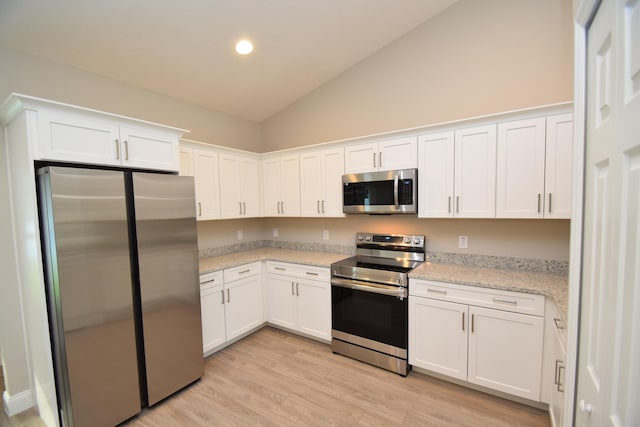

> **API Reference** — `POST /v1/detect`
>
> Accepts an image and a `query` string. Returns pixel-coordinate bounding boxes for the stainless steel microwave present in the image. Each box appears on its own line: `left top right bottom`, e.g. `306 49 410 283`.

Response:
342 168 417 214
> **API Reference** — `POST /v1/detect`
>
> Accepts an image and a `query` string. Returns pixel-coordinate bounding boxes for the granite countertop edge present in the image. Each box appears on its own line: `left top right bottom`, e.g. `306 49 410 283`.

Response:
199 248 569 320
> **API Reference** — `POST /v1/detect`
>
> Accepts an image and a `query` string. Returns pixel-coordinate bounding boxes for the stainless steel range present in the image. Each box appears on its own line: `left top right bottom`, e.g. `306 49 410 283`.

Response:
331 232 425 376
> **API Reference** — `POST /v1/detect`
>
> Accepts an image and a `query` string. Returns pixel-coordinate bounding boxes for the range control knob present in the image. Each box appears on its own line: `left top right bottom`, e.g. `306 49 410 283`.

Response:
365 235 372 241
404 236 411 243
414 237 422 245
357 234 364 241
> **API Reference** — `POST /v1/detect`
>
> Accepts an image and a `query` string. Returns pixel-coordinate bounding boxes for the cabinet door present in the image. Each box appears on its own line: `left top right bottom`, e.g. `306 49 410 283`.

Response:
496 118 546 218
467 306 544 400
280 155 300 216
38 108 121 166
262 158 282 216
409 297 468 381
454 125 497 218
218 154 242 217
224 275 264 341
239 156 260 217
193 149 221 220
378 136 418 170
321 148 345 217
201 284 226 354
297 278 331 341
550 325 566 427
299 152 324 216
344 142 378 173
544 113 573 219
120 126 179 172
266 275 298 330
418 131 455 218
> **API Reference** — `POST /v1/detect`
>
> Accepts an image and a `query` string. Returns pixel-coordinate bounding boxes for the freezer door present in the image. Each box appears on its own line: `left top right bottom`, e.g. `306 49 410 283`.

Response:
38 167 141 427
132 172 203 405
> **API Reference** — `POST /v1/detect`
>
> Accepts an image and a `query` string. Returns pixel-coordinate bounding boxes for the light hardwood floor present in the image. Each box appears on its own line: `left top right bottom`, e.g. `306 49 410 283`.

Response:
1 327 550 426
125 327 550 427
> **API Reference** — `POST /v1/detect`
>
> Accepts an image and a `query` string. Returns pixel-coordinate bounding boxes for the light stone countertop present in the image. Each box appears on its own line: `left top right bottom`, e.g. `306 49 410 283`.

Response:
199 248 569 320
409 262 569 320
199 248 349 274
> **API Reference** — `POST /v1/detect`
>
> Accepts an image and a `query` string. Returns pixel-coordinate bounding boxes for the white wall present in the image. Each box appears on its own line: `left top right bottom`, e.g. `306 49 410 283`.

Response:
0 47 262 152
261 0 574 151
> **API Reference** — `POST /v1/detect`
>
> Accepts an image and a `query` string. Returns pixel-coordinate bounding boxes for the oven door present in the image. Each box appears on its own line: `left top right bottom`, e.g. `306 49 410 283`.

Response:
331 278 408 356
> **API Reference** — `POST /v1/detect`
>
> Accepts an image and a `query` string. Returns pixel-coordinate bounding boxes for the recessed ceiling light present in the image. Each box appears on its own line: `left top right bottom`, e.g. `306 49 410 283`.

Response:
235 39 254 55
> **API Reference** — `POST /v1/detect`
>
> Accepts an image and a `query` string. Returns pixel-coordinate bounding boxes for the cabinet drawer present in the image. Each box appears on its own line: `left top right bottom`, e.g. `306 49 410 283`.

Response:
224 261 261 283
410 279 544 316
200 270 223 289
266 261 330 281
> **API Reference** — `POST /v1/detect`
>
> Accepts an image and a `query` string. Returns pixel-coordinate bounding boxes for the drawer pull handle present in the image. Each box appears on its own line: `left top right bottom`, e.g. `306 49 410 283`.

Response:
537 193 541 213
471 314 475 333
275 267 286 271
461 312 465 331
220 289 225 304
226 289 230 303
201 278 216 285
291 282 295 295
306 272 319 276
296 282 299 296
238 269 251 274
427 289 447 295
493 298 517 306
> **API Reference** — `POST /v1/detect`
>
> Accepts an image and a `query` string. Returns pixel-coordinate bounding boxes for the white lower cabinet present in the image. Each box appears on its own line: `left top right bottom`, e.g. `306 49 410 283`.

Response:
266 261 331 341
200 262 263 356
549 308 566 427
409 279 545 401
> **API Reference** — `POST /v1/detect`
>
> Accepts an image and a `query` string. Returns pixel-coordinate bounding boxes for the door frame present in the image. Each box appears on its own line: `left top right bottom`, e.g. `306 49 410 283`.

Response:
566 1 601 426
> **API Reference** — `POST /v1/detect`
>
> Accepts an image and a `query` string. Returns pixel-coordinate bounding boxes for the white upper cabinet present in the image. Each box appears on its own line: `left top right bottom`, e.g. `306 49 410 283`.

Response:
496 114 574 219
454 125 497 218
344 136 417 173
262 154 300 217
418 131 455 217
219 152 260 218
34 102 182 171
299 148 345 217
544 113 573 219
496 118 546 218
180 143 221 221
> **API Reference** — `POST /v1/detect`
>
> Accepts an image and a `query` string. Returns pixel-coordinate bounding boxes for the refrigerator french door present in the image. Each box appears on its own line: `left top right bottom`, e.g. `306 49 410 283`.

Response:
38 166 203 427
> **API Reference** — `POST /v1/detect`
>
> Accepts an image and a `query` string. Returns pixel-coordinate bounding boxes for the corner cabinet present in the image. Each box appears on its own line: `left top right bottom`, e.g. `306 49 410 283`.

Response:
409 279 545 401
344 136 417 173
262 154 300 216
299 148 345 217
218 152 261 218
266 261 331 341
28 98 184 171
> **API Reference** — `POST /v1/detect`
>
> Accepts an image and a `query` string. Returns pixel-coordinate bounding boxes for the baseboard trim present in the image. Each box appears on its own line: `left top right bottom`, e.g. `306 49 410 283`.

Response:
3 388 34 417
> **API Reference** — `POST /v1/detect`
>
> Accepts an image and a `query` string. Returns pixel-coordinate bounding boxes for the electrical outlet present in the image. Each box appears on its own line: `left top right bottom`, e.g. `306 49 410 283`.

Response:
458 235 468 249
323 230 330 240
273 228 278 237
237 230 243 240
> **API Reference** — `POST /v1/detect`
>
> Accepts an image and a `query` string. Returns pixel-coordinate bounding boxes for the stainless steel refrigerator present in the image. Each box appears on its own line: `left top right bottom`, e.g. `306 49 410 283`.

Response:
37 166 204 427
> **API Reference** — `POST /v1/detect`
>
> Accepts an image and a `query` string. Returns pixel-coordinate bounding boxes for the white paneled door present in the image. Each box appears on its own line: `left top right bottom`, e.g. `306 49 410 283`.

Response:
576 0 640 425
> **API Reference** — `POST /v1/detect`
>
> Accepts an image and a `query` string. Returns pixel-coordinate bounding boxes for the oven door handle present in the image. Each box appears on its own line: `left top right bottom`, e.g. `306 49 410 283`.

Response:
331 278 407 297
394 174 399 208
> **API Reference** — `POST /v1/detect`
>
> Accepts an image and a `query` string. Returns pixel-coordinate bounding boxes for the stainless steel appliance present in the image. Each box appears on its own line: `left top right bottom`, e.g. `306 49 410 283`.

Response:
342 168 417 214
331 232 425 376
37 166 203 427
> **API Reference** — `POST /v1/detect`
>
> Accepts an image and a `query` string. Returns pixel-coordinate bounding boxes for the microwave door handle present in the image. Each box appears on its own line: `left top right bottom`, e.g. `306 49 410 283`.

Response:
394 174 399 208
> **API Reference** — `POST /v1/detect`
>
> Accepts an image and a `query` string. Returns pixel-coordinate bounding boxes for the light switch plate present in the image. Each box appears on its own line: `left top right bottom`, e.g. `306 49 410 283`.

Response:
273 228 278 237
458 235 468 249
323 230 330 240
237 230 243 240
